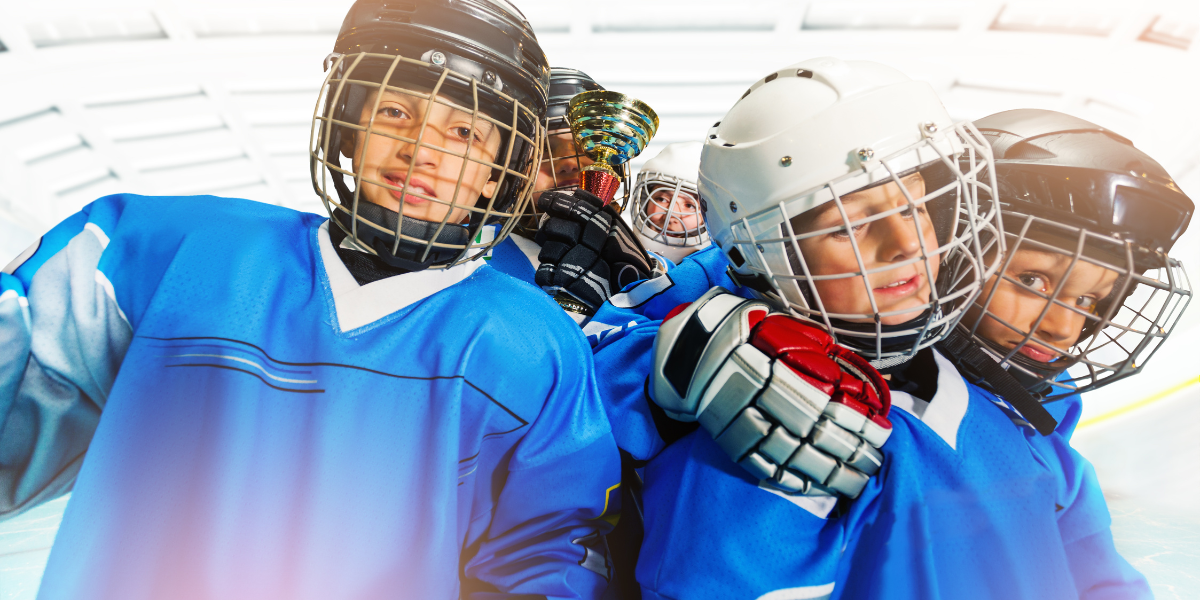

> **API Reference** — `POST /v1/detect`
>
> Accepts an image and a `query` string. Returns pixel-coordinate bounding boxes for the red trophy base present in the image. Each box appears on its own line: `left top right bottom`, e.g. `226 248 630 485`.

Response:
582 168 622 206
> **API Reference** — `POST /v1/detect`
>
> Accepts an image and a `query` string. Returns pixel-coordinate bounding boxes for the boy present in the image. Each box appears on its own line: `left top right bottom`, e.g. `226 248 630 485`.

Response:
490 66 606 285
958 109 1192 411
629 141 711 265
587 59 1175 598
488 67 660 322
0 1 620 598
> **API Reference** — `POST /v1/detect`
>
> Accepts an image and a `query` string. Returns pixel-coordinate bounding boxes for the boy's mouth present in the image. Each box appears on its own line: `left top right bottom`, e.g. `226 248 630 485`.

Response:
873 274 920 297
383 174 437 204
1015 342 1061 363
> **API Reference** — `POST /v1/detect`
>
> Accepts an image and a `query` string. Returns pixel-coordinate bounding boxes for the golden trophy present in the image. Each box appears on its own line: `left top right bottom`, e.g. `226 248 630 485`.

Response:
567 90 660 206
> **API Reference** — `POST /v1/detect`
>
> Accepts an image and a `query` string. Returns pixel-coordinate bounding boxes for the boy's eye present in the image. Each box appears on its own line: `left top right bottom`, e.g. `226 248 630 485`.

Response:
379 107 408 119
832 223 867 239
898 204 929 221
1076 296 1098 312
1016 272 1048 292
453 127 484 142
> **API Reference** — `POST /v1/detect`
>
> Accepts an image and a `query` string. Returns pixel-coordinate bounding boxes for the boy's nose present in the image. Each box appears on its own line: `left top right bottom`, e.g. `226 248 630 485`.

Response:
557 152 593 176
1033 300 1085 349
400 137 440 168
878 212 925 262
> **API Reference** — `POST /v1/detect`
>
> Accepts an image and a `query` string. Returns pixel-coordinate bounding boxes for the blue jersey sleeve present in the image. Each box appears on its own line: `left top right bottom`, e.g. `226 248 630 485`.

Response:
1064 528 1152 599
581 245 745 462
462 325 622 599
486 235 538 286
1023 404 1150 598
1 198 133 518
1053 444 1150 597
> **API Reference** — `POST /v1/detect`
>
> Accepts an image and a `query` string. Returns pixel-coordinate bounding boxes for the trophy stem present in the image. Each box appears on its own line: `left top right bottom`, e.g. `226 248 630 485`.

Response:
581 164 622 205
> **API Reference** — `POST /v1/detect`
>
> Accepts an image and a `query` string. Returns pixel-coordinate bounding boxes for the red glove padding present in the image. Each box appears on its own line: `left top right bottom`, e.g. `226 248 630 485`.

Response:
752 315 892 446
653 290 893 498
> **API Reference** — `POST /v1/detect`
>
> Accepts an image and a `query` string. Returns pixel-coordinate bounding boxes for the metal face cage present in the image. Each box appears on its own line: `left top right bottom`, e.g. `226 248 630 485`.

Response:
631 172 709 250
725 122 1002 363
310 52 544 269
963 211 1192 400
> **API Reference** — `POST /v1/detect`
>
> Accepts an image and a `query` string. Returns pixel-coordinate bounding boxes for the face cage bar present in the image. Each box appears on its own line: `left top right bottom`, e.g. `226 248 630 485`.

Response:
632 174 708 248
966 212 1193 400
310 52 545 268
727 121 1002 360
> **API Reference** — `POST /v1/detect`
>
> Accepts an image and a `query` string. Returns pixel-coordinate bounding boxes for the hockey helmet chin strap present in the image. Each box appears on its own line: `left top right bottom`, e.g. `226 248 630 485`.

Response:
332 197 471 272
937 328 1058 436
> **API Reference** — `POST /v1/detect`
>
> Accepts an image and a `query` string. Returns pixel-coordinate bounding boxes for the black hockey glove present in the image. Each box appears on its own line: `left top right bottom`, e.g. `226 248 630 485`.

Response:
534 189 658 311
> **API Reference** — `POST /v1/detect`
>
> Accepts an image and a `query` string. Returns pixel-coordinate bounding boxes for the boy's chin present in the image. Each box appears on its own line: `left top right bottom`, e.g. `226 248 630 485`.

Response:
878 304 932 326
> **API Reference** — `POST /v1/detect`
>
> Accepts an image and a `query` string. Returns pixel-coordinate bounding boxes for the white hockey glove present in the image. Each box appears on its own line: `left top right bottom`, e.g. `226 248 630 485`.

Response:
651 287 893 498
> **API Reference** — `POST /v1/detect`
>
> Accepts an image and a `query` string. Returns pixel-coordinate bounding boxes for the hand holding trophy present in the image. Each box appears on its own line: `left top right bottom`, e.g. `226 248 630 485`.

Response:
534 90 662 317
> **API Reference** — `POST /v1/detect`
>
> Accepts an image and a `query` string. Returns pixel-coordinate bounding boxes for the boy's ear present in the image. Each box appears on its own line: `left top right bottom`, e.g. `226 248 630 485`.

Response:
339 129 356 160
482 179 499 199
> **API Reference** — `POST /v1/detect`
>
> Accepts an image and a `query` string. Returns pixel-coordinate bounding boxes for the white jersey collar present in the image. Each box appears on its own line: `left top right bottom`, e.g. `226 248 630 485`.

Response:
507 233 543 270
316 221 482 333
888 349 969 450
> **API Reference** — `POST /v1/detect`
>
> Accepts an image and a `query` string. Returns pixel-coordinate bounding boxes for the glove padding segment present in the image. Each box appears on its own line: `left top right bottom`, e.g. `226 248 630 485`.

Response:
534 189 657 310
651 287 893 498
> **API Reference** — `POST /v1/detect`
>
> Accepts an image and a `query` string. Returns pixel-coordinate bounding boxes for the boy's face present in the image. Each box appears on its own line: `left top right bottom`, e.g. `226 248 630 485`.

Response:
646 186 702 236
343 88 502 224
533 129 593 199
791 173 939 326
972 248 1119 363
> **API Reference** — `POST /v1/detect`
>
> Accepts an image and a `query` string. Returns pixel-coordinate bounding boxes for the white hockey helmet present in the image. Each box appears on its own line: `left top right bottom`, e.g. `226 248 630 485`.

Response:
700 57 1002 365
631 141 710 264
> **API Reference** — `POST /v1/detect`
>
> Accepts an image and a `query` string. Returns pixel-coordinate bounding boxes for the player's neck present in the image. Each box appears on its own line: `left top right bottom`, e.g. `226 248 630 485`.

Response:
328 224 411 285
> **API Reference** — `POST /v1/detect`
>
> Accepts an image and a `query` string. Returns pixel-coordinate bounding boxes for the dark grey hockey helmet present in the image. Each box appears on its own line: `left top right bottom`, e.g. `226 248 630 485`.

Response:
959 109 1193 400
310 0 550 271
547 67 604 132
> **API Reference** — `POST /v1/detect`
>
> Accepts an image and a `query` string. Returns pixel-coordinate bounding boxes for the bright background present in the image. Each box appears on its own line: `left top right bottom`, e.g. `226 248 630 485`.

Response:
0 0 1198 598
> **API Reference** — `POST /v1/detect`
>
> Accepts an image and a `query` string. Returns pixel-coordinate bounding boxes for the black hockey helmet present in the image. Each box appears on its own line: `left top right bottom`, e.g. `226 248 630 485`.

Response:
547 67 605 132
311 0 551 271
978 109 1192 261
960 109 1194 399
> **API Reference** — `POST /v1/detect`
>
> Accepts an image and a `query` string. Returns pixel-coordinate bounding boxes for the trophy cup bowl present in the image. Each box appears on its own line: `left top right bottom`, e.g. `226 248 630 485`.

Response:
567 90 660 205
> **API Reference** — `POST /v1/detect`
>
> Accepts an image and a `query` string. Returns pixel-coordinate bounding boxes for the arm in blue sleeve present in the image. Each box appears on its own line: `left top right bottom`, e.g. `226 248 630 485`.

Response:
1049 436 1151 598
590 319 669 462
0 203 132 518
1064 528 1152 600
462 341 622 599
582 256 737 462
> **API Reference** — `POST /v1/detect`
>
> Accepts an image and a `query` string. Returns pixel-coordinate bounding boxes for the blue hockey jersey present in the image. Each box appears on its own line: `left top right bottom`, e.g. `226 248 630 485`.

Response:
0 194 621 600
584 245 1146 599
488 233 541 286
